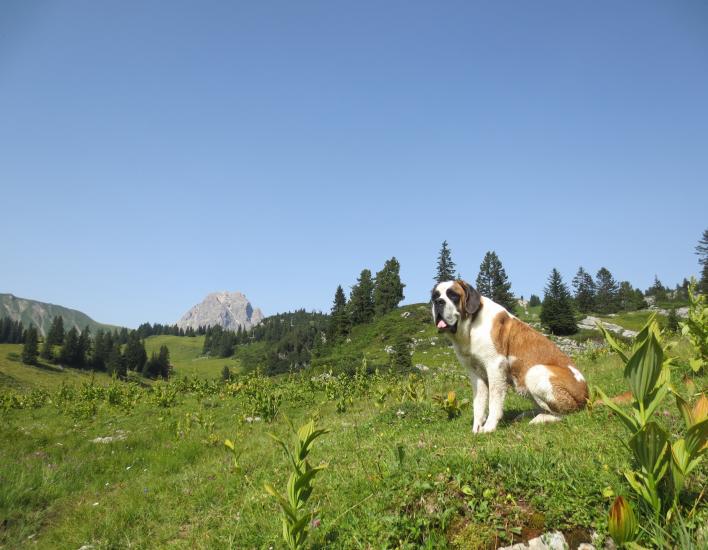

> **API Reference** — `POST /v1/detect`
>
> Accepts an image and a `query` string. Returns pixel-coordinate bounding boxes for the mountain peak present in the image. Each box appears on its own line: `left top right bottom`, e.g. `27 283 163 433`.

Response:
176 291 264 331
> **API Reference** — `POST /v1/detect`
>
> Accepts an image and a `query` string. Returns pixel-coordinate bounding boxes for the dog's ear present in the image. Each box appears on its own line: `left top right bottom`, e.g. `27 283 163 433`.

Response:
430 285 439 302
459 280 481 317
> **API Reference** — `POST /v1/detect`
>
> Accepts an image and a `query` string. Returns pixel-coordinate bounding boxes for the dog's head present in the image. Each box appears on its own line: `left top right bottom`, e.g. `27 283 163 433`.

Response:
431 280 482 334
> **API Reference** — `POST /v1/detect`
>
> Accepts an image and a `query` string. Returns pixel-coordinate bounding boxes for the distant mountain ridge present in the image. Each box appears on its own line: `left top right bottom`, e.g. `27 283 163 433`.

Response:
176 291 264 331
0 293 119 336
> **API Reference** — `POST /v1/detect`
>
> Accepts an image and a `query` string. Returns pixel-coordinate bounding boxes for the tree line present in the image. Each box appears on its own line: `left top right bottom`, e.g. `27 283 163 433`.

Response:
18 315 171 380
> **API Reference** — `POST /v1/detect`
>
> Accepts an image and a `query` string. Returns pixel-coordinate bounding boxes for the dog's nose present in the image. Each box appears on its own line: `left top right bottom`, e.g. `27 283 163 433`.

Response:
435 299 445 307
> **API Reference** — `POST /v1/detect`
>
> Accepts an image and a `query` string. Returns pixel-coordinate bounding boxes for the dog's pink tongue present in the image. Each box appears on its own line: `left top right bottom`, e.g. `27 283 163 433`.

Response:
437 319 447 329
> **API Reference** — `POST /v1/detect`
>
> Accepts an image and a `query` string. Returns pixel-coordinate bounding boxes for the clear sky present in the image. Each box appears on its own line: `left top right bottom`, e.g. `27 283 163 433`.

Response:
1 1 707 328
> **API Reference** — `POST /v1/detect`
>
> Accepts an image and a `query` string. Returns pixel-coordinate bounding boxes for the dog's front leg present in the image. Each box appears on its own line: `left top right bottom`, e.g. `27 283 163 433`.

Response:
468 370 488 434
481 363 507 433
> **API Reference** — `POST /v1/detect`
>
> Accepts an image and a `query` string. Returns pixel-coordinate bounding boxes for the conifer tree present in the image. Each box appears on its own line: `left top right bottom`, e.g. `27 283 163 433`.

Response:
540 269 577 335
594 267 620 314
390 336 412 372
47 316 65 346
40 336 53 361
158 345 171 379
124 332 147 372
528 294 541 307
59 327 81 366
106 344 127 379
475 251 516 312
618 281 646 311
646 275 667 302
328 285 350 341
572 267 596 313
349 269 375 325
77 326 91 369
22 325 39 365
434 240 457 283
666 308 680 333
693 229 708 294
372 257 406 317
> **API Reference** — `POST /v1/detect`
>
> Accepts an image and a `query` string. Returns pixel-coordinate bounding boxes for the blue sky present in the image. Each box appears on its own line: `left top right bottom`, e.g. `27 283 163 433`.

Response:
1 1 706 328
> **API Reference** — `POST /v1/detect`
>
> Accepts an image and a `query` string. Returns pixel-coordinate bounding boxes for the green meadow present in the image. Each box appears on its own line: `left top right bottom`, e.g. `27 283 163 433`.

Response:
1 306 705 549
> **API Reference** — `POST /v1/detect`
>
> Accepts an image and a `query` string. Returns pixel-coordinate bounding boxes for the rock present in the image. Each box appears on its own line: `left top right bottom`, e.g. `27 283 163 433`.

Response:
176 291 264 331
91 430 127 444
578 544 596 550
577 316 638 339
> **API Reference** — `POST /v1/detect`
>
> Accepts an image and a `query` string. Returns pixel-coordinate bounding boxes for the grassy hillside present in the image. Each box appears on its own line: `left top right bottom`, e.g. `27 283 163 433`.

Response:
144 335 244 379
0 343 114 391
1 307 705 548
0 293 121 336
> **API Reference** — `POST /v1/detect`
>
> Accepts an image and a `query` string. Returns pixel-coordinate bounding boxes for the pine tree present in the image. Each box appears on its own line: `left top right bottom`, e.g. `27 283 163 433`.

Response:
77 326 91 369
646 275 667 302
434 240 457 283
528 294 541 307
475 251 516 312
695 229 708 294
390 336 412 372
540 269 577 335
59 327 80 366
106 344 127 379
40 336 53 361
349 269 375 325
158 345 171 379
595 267 620 314
22 325 39 365
666 308 680 333
328 285 350 341
47 316 65 346
618 281 646 311
124 332 147 372
572 267 596 313
373 257 405 316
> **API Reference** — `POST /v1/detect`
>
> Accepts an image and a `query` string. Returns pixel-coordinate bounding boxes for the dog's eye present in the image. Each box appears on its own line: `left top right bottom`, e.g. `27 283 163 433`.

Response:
447 291 460 303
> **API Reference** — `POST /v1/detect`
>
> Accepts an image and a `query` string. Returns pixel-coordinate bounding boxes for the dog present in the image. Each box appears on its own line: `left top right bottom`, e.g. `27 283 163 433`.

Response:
431 280 588 433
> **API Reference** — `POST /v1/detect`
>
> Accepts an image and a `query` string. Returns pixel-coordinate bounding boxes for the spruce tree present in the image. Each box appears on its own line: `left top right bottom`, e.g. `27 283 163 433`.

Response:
158 345 171 379
106 344 127 379
646 275 667 302
666 308 680 333
540 269 578 335
59 327 80 366
328 285 350 341
572 267 596 313
40 336 53 361
22 325 39 365
124 332 147 372
595 267 620 314
528 294 541 307
77 326 91 369
434 240 457 283
390 336 412 372
373 257 406 316
47 316 65 346
349 269 375 325
475 251 516 312
618 281 646 311
696 229 708 294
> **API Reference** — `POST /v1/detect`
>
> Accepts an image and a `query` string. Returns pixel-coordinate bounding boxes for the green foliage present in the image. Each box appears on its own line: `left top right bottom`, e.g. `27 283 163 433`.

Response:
390 336 412 372
47 315 65 346
528 294 541 307
572 266 596 313
328 285 351 342
540 268 578 335
373 257 405 317
595 267 621 314
680 279 707 373
349 269 376 325
21 325 39 365
433 390 469 420
597 316 707 543
434 240 457 283
264 418 329 550
476 251 516 313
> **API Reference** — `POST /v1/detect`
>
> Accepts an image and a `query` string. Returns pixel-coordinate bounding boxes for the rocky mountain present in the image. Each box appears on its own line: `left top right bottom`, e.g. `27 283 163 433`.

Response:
0 293 118 336
176 291 264 331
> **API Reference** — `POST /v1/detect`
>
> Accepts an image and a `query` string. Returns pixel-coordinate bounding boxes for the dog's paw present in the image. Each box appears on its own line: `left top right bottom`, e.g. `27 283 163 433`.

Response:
472 423 484 434
480 423 498 433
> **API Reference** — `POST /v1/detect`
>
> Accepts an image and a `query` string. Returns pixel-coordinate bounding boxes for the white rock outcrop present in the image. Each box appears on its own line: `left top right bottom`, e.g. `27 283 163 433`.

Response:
176 291 264 331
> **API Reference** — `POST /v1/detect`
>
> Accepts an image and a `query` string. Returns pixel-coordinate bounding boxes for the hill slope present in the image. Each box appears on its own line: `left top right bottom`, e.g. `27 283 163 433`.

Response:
0 293 119 336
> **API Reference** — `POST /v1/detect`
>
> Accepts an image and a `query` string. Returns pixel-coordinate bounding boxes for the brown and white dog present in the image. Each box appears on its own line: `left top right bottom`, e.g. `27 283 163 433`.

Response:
432 280 589 433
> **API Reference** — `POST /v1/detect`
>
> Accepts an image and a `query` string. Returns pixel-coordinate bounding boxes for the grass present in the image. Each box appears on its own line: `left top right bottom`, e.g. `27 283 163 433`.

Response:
0 344 114 391
144 335 244 379
0 306 705 549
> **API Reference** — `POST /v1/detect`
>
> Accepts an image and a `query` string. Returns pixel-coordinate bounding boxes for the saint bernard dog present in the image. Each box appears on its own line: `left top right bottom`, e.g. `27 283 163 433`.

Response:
432 280 589 433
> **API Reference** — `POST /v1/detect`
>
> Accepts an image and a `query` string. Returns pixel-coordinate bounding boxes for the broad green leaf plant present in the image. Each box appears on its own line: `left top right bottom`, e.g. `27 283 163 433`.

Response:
597 316 708 530
264 419 329 550
680 279 707 373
